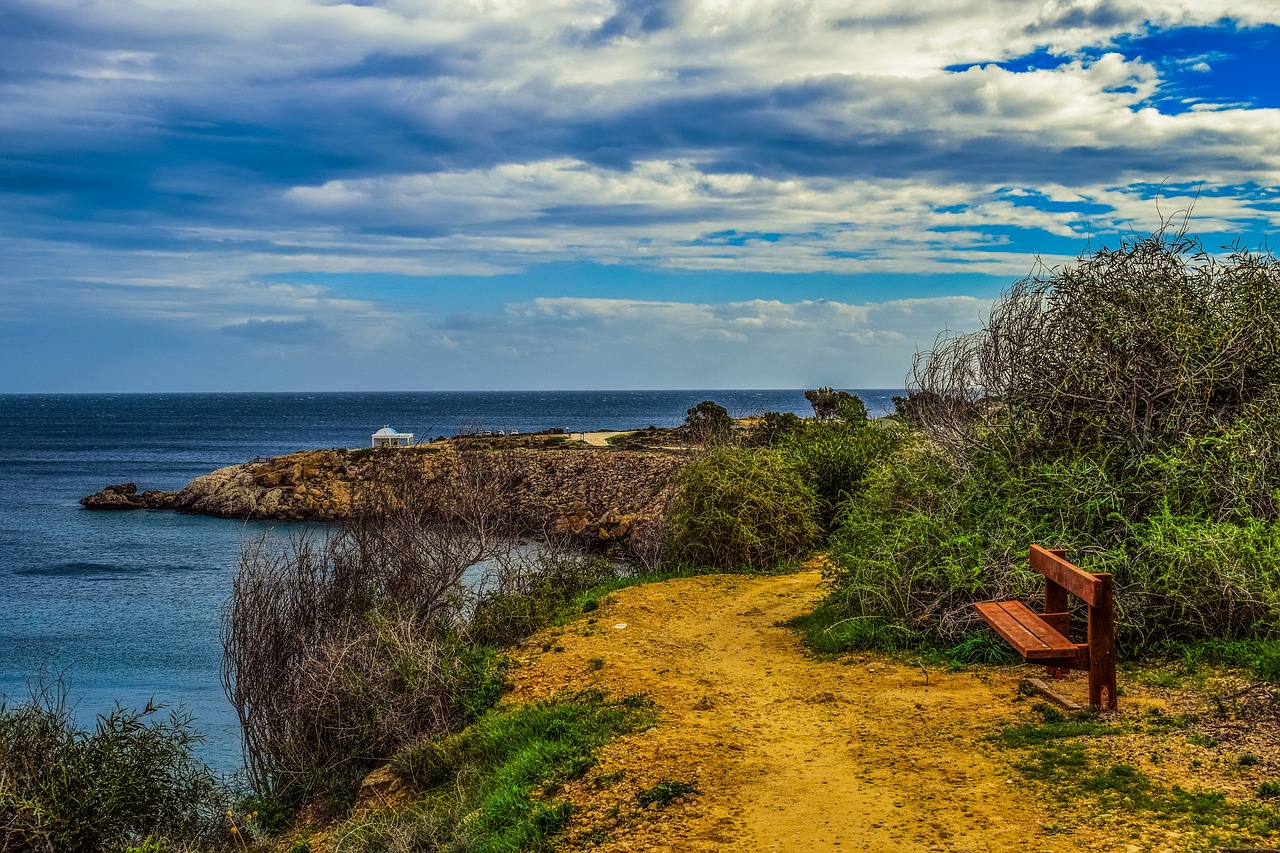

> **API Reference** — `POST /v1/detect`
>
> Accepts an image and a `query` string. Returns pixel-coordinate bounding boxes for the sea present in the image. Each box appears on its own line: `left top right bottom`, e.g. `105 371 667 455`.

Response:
0 389 899 774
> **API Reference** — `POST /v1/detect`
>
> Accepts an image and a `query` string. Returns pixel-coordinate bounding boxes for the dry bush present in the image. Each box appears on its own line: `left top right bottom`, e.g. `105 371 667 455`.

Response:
911 227 1280 459
221 450 522 805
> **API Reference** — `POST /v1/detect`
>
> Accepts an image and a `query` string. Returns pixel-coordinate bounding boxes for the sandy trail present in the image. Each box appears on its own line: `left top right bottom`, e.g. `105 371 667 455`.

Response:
576 431 631 446
505 571 1119 853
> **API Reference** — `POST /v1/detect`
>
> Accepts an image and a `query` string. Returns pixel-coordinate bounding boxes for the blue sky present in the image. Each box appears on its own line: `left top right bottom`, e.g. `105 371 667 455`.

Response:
1 1 1278 392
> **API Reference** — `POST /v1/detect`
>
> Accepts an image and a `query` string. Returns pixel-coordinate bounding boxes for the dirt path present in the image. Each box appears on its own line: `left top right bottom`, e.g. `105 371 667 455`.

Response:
505 571 1123 853
576 431 631 446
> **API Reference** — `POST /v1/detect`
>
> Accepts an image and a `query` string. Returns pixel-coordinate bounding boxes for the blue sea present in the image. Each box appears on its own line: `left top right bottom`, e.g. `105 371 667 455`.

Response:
0 389 899 773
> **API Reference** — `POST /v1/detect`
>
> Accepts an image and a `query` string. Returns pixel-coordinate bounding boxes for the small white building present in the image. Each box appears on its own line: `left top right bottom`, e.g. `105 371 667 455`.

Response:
371 426 413 447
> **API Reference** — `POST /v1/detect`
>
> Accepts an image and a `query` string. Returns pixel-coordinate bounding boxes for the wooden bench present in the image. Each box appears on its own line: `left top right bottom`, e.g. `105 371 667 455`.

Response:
974 545 1117 710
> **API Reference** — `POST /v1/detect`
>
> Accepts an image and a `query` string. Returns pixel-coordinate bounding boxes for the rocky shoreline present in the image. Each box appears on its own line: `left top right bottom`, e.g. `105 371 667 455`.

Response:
81 444 686 544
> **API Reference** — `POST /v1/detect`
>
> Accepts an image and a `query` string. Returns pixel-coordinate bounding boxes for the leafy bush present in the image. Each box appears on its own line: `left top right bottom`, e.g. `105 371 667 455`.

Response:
748 410 803 445
804 387 866 422
779 419 904 528
470 551 621 648
0 688 225 851
666 445 822 570
683 400 732 443
809 230 1280 657
818 426 1280 654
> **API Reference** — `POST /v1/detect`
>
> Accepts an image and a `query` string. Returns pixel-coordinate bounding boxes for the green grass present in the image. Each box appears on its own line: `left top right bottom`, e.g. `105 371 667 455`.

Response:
790 602 1027 668
634 779 698 809
562 566 744 621
993 705 1280 845
351 690 656 853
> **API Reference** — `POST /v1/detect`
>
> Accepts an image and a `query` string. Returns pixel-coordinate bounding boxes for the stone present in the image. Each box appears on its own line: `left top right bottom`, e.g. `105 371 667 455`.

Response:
79 482 143 510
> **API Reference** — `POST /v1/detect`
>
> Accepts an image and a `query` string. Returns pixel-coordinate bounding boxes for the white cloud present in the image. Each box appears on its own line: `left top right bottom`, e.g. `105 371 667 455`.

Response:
3 0 1280 391
276 156 1280 276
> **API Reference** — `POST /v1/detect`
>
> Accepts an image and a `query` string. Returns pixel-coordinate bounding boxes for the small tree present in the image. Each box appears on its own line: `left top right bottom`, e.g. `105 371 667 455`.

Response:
683 400 731 443
805 388 866 422
749 410 803 445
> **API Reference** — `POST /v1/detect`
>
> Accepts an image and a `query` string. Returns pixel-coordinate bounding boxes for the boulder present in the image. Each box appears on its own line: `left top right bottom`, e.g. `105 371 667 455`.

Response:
79 482 144 510
80 482 179 511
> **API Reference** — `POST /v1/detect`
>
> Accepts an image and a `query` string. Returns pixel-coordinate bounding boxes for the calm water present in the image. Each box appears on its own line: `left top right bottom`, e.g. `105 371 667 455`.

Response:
0 390 898 772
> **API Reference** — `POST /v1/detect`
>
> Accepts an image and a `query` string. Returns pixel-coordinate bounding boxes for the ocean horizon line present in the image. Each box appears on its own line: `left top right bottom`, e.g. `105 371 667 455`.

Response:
1 386 907 397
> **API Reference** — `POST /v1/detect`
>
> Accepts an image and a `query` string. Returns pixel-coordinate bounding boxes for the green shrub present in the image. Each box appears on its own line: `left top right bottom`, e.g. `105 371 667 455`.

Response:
0 689 226 852
470 553 620 648
748 411 804 446
1118 512 1280 648
810 232 1280 656
816 433 1280 655
779 419 904 528
666 445 822 570
683 400 732 444
804 387 866 422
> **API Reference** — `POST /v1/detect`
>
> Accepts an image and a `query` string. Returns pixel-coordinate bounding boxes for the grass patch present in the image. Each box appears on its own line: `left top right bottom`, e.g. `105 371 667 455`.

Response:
564 566 736 619
355 690 656 853
789 604 923 656
994 706 1280 844
791 602 1024 669
634 779 698 809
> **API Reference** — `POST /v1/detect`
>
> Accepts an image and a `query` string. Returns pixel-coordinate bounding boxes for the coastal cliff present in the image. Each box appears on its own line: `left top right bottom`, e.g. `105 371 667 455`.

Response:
81 444 685 542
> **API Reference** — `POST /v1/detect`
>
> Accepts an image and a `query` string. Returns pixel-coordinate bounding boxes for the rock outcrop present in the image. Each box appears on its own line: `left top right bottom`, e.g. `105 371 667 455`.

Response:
81 445 686 544
171 449 356 521
79 482 177 510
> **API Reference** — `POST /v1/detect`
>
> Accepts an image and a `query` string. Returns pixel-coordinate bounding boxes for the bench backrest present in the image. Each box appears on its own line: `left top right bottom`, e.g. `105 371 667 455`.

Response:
1029 544 1108 607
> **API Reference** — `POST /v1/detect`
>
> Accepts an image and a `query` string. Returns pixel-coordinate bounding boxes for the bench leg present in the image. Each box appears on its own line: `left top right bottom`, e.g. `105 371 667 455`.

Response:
1088 577 1118 711
1089 658 1117 710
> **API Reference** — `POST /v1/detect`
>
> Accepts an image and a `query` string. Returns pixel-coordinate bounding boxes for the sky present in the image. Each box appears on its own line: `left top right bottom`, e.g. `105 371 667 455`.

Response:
1 1 1278 392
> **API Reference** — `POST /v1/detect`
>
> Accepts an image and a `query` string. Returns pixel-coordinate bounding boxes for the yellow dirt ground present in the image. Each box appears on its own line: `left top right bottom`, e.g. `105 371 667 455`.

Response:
506 570 1127 853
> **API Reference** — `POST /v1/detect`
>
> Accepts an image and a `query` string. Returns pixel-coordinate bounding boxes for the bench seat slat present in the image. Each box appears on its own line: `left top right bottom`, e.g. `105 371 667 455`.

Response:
975 600 1080 659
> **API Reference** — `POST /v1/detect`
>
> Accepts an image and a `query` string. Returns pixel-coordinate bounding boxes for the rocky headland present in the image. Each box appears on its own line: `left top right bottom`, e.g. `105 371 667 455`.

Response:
81 442 686 544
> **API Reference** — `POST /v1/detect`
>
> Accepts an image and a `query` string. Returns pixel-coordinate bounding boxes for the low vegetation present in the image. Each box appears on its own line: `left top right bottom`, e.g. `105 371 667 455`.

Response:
805 227 1280 665
663 388 903 572
218 450 651 842
0 686 226 851
344 691 655 853
992 701 1280 850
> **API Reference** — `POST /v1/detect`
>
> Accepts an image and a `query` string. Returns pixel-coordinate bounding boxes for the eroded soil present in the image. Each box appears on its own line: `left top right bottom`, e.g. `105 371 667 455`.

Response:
505 571 1280 853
